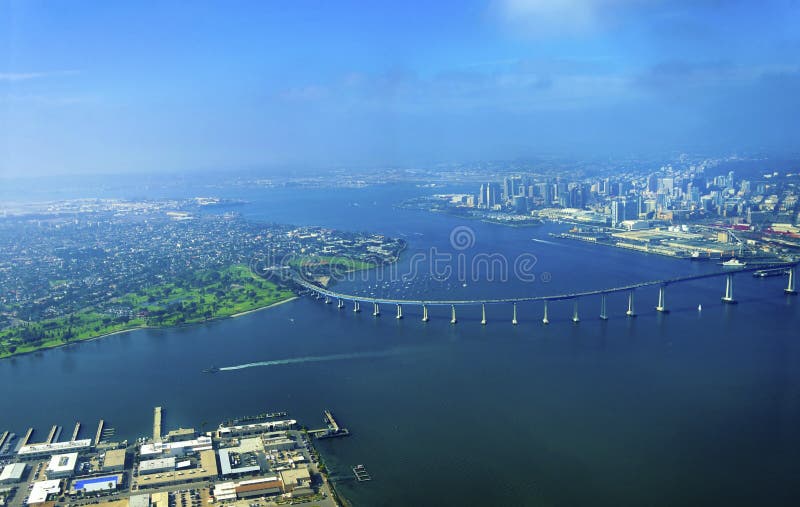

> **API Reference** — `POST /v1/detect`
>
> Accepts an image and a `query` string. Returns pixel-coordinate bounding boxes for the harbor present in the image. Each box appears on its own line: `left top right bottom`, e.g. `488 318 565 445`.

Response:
0 405 346 507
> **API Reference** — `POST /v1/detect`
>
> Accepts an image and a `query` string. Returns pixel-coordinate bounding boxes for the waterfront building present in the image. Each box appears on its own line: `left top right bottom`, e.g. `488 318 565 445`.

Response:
17 439 91 460
217 419 296 438
0 463 26 484
45 453 78 479
139 435 212 458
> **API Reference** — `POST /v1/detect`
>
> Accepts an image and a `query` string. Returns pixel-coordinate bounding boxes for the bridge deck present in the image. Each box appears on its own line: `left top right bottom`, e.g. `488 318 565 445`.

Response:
295 263 796 306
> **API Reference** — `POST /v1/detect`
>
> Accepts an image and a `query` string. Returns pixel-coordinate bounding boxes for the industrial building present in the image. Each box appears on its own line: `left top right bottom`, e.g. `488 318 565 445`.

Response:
102 449 127 472
138 457 176 475
213 476 283 501
27 480 61 504
0 463 26 484
128 493 151 507
262 432 296 451
46 453 78 479
279 467 313 496
218 448 261 477
17 439 91 460
217 419 296 438
135 450 218 489
235 477 283 498
139 436 212 458
69 474 122 495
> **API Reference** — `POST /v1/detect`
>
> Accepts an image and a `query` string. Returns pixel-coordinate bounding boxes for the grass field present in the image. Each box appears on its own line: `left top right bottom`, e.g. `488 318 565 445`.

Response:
0 264 295 359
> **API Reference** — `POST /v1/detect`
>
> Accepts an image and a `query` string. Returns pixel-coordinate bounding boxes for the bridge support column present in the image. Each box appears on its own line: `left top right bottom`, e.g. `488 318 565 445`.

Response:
373 303 380 316
542 301 549 325
450 305 457 324
572 300 580 323
786 266 797 295
337 299 344 309
353 301 361 313
626 291 636 317
512 303 518 325
481 304 487 325
722 274 736 304
396 304 403 319
600 294 608 320
656 286 667 313
422 305 429 322
324 296 331 304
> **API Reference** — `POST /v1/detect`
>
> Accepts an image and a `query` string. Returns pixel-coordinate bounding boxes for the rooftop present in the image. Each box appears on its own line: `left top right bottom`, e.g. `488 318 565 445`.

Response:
46 453 78 474
18 440 91 457
28 480 61 504
0 463 26 482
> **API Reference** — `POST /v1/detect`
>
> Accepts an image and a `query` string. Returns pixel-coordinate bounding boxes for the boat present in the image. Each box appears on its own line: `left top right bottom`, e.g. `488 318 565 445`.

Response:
720 258 746 268
202 366 219 373
697 304 702 311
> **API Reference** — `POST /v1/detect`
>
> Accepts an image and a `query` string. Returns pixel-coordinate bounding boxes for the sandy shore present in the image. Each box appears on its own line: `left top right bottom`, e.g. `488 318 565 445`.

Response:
230 296 299 318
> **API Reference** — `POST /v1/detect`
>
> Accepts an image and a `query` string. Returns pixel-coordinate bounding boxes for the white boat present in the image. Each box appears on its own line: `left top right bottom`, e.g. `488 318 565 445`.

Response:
697 304 702 311
721 258 746 267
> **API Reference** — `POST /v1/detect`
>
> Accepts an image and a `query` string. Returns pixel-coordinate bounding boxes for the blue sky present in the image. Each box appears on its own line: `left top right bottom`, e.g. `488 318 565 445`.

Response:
1 0 799 176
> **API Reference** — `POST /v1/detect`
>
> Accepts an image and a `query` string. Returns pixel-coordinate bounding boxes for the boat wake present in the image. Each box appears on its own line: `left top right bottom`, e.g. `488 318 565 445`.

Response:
531 238 559 246
219 350 404 371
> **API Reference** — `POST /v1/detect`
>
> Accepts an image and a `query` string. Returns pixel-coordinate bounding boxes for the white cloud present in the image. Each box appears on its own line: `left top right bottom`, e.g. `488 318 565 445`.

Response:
494 0 646 36
0 70 79 82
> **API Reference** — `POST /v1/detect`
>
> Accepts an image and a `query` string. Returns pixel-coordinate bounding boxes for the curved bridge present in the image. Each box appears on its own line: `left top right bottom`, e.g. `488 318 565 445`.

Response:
291 262 798 323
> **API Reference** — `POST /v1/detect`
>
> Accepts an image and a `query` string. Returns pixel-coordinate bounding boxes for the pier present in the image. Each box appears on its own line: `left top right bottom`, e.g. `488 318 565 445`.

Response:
293 261 799 325
20 428 33 447
153 406 163 442
308 410 350 439
95 420 104 446
45 425 58 444
0 431 8 449
71 422 81 441
46 425 62 444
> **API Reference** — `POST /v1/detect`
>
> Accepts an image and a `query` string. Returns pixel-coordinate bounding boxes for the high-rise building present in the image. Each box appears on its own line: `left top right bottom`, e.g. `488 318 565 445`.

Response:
611 198 635 226
647 173 659 193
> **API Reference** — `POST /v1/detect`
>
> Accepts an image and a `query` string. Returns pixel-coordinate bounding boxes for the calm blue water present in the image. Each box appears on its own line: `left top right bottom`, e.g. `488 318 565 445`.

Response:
2 182 800 506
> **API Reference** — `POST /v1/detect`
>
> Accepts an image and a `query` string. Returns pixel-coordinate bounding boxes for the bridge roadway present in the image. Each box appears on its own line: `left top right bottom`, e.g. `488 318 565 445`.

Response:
293 262 798 307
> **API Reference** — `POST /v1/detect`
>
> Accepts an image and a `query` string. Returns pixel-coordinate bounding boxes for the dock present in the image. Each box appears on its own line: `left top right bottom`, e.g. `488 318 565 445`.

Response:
71 422 81 441
309 410 350 439
20 428 33 447
324 410 339 432
153 407 162 442
46 425 60 444
352 464 372 482
95 420 105 446
220 411 288 427
0 431 8 449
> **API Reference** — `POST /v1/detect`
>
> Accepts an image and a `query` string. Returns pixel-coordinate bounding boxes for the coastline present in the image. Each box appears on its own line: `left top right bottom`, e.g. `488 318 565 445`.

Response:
1 295 299 361
230 295 299 317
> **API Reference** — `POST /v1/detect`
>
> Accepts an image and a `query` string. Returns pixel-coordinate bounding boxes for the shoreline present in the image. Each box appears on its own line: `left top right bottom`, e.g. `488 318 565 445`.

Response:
1 295 300 361
230 296 299 317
